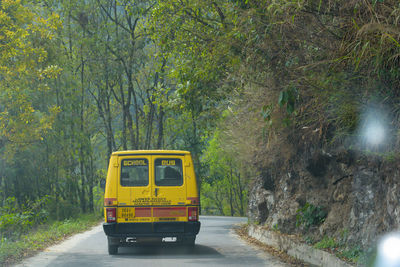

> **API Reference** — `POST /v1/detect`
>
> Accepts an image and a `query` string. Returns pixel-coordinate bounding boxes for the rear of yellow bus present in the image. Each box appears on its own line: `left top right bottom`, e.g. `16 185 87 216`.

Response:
103 150 200 254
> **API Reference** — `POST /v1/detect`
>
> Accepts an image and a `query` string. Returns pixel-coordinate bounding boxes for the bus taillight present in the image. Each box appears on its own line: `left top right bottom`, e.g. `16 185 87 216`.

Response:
188 207 198 221
106 208 116 222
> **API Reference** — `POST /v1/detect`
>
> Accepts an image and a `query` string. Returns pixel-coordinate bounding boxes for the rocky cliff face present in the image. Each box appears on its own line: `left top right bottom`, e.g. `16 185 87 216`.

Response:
248 148 400 249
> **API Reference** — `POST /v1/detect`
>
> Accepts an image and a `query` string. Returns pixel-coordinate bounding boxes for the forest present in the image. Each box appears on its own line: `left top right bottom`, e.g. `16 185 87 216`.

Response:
1 0 400 260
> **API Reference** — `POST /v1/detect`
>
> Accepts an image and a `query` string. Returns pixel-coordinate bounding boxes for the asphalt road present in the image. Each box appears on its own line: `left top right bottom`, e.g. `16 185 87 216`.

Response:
16 216 289 267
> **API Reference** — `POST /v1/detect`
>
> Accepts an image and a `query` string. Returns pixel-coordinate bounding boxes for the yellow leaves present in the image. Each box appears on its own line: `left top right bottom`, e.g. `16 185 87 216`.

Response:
0 1 61 78
31 11 61 41
38 65 62 80
0 93 50 146
16 64 27 73
48 12 62 30
1 0 20 9
48 105 61 115
0 0 62 149
0 10 8 21
4 29 16 39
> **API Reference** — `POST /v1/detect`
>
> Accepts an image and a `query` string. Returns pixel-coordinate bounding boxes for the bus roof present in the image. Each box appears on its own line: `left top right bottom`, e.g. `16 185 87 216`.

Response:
111 150 191 156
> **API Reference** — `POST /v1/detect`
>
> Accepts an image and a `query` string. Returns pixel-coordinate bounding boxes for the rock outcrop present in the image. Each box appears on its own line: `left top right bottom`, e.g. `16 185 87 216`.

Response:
248 148 400 249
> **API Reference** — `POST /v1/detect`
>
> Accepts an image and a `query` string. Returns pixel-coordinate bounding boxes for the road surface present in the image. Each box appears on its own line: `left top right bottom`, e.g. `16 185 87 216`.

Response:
16 216 289 267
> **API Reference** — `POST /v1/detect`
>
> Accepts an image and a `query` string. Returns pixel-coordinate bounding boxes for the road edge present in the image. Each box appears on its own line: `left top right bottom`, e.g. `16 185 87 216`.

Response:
247 224 354 267
13 223 104 267
234 224 306 266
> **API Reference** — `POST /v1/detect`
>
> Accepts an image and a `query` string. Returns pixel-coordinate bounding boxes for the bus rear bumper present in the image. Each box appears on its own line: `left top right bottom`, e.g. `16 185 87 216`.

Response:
103 221 201 238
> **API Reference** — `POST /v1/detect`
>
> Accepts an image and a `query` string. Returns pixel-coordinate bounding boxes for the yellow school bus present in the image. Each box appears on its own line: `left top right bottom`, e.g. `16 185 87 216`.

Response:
102 150 200 255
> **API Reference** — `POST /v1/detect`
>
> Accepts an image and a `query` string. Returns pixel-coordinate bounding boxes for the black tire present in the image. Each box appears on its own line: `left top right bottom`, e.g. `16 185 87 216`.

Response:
108 244 118 255
107 237 119 255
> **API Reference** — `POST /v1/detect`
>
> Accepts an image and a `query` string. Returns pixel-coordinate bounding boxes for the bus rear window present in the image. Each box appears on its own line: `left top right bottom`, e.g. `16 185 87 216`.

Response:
120 159 149 187
155 158 183 186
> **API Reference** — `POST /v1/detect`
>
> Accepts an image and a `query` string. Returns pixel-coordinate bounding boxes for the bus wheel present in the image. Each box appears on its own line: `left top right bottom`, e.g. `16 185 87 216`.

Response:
107 237 119 255
108 244 118 255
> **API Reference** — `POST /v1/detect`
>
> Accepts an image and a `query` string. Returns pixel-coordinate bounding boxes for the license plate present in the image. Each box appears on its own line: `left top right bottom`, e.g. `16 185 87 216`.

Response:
119 207 135 221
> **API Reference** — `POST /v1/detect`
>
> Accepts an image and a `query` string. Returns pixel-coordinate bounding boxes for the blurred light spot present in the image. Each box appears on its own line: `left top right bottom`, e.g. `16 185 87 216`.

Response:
375 233 400 267
359 107 389 147
364 120 385 145
380 236 400 261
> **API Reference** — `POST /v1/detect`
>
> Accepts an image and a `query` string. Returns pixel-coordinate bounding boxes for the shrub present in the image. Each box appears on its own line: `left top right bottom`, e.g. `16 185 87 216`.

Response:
0 198 32 239
0 196 50 240
314 236 338 250
296 203 327 230
314 235 363 263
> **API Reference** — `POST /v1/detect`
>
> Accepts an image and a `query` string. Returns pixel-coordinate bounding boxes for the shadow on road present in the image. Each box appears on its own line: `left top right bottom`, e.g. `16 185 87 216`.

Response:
116 244 222 259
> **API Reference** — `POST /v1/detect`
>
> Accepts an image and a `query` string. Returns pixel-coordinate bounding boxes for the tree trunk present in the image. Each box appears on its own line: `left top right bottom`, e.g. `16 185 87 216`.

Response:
156 106 164 149
126 71 138 149
88 153 94 212
228 165 234 216
79 39 86 213
236 171 245 216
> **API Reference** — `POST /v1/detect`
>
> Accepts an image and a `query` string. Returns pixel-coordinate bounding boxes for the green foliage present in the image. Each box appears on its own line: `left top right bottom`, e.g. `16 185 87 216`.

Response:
278 87 298 115
313 235 363 263
314 236 338 249
0 213 101 265
93 186 104 214
296 203 327 230
0 196 50 240
337 245 363 263
0 0 61 155
150 0 240 116
261 104 273 126
200 129 249 216
47 197 81 221
304 235 314 245
0 3 399 265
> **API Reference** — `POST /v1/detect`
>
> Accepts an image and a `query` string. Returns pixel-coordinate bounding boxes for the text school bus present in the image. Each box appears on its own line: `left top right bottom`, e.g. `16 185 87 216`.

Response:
103 150 201 254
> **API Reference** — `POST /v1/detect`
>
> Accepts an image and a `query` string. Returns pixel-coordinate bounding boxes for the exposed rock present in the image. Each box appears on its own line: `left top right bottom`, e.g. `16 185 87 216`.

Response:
306 151 332 177
319 202 351 237
248 148 400 249
248 176 275 224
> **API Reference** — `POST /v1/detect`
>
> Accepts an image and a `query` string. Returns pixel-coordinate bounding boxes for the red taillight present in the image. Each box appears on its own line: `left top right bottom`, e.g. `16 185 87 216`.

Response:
188 207 198 221
106 208 116 222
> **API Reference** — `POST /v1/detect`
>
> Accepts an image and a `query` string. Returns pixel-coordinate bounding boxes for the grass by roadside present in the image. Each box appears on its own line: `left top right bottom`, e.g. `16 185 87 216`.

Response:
0 213 102 266
235 224 309 267
312 235 362 264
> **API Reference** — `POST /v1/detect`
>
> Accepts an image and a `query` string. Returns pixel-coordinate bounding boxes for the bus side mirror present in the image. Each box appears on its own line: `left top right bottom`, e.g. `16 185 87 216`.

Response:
100 179 106 190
